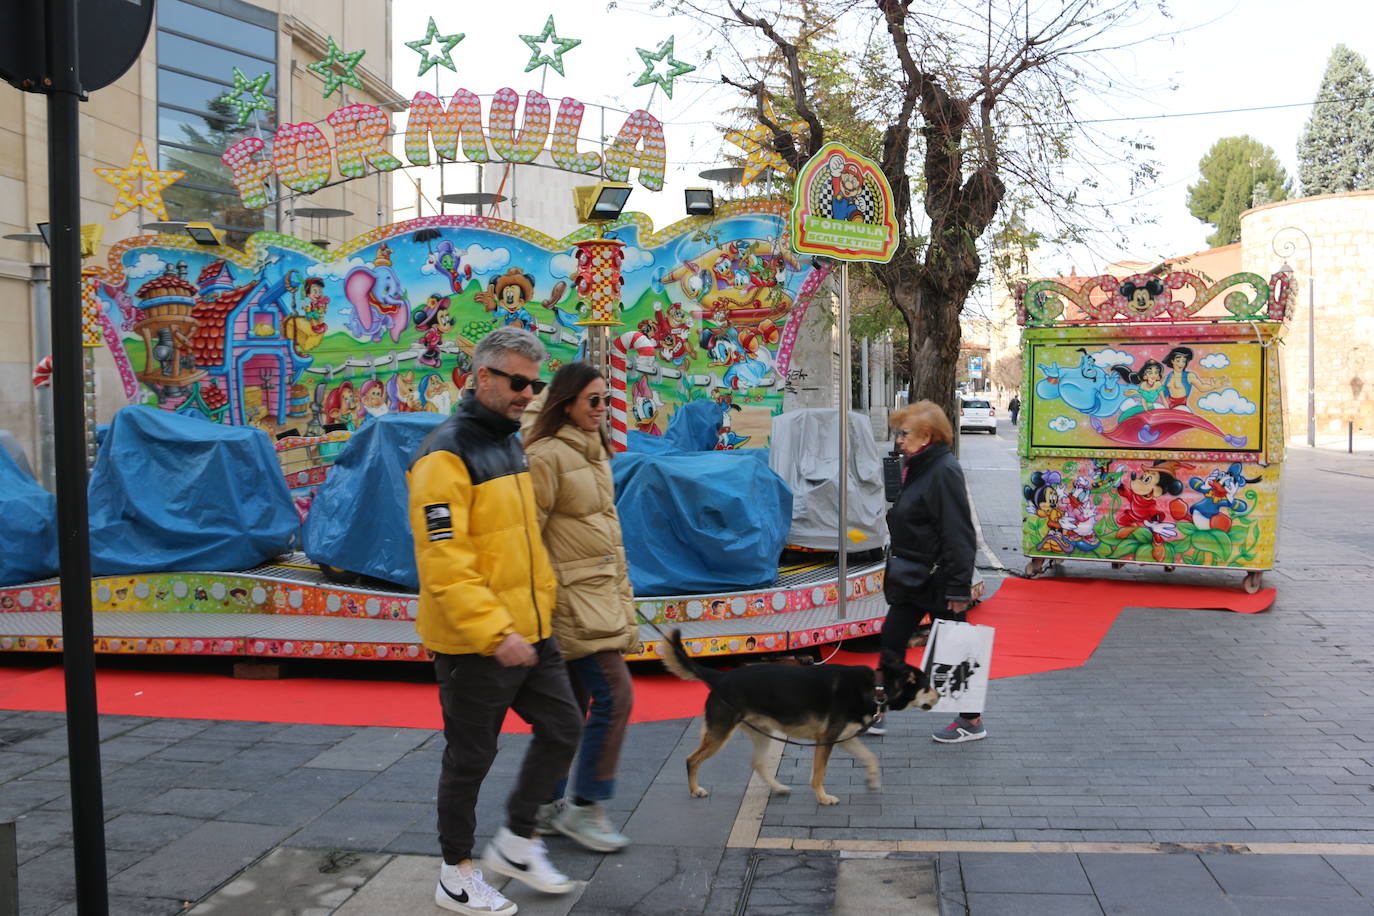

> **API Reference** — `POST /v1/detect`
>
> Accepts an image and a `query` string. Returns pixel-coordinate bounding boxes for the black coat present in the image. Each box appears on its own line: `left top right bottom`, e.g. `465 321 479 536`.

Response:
883 442 976 605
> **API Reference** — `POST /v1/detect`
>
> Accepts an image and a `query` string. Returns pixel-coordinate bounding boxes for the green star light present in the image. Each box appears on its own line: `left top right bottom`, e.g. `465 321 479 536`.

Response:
520 15 581 77
405 17 464 78
632 36 695 99
219 67 273 127
307 36 366 100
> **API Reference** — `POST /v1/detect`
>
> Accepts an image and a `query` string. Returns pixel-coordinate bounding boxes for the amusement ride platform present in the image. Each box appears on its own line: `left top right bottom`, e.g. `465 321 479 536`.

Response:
0 553 899 663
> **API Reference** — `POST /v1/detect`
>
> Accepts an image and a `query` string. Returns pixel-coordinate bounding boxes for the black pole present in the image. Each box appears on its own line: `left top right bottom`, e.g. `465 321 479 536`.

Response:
45 0 110 911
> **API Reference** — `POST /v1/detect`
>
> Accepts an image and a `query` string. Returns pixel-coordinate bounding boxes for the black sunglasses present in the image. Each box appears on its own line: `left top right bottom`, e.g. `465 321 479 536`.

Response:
585 394 606 408
486 366 547 395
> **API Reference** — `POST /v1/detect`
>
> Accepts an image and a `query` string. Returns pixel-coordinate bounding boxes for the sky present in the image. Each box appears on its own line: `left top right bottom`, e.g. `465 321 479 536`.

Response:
387 0 1374 273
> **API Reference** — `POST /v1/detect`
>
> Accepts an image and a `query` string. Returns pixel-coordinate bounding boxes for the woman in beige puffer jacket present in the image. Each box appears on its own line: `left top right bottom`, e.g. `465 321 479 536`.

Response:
522 361 640 853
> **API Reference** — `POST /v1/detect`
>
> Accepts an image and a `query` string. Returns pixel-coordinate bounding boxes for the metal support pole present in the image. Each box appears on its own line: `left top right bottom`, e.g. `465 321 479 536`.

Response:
837 262 850 620
46 0 110 909
1307 275 1315 448
31 263 56 491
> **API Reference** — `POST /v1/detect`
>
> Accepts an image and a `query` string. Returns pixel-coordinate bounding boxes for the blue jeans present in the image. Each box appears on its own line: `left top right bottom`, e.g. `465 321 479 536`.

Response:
554 650 634 803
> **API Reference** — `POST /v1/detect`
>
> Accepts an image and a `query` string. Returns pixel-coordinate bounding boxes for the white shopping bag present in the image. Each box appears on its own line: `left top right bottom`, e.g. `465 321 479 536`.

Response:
917 619 995 713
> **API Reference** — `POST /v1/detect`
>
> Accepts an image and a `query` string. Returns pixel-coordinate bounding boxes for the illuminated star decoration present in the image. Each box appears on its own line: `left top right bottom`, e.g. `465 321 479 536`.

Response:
306 36 366 100
405 17 464 78
725 100 807 185
520 15 581 76
218 67 273 127
93 142 184 220
632 36 695 99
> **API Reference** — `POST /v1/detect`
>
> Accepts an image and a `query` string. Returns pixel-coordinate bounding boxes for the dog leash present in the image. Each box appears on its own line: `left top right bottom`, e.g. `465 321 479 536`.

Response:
633 610 889 747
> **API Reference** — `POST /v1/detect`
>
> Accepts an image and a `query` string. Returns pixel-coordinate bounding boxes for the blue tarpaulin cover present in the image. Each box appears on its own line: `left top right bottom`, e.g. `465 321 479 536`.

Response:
0 444 58 585
612 450 792 595
302 412 443 589
88 406 299 575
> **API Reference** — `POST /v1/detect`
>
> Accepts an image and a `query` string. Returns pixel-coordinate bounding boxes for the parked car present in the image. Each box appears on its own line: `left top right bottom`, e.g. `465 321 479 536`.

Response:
958 396 997 433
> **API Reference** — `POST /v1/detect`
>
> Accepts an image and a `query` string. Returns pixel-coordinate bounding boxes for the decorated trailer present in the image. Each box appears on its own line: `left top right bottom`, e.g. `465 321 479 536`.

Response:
1014 268 1292 593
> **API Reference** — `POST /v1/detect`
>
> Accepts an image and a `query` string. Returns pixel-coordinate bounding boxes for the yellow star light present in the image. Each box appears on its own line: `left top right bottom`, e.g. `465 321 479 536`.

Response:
725 101 807 185
94 142 184 220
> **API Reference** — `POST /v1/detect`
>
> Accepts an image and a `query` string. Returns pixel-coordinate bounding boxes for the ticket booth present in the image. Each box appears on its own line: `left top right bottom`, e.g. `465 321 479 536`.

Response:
1014 268 1292 593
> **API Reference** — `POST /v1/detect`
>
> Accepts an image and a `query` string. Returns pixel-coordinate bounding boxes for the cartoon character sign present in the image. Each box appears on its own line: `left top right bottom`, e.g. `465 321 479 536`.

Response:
1021 457 1274 568
412 295 454 367
343 244 411 343
1031 339 1259 451
95 202 827 455
474 268 568 332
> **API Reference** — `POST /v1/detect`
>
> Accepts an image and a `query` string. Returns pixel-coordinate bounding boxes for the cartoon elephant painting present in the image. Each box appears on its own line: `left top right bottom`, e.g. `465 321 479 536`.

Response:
343 243 409 343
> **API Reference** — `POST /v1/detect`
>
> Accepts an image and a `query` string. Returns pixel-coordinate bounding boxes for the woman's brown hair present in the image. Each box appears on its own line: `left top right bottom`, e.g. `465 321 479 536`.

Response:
890 399 954 446
524 361 612 453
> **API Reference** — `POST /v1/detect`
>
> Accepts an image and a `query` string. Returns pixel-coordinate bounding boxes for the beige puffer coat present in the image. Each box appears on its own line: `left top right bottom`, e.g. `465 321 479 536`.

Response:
524 423 641 661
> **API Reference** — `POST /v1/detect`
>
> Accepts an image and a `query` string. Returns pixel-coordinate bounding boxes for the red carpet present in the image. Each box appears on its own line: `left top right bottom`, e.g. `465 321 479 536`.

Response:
0 577 1272 730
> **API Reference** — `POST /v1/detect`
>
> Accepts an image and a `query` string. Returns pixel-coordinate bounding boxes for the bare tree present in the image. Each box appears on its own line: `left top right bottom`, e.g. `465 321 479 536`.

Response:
668 0 1165 428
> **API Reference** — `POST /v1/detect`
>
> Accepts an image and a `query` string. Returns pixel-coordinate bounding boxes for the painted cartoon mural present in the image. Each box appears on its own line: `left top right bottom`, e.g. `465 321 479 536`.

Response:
1014 269 1291 590
1028 338 1267 453
1020 457 1276 569
86 200 824 465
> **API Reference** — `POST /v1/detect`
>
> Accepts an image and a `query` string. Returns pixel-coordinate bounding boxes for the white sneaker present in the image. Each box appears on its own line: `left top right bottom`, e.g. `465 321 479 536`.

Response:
481 826 578 894
554 802 630 853
534 799 566 836
865 712 887 736
435 862 517 915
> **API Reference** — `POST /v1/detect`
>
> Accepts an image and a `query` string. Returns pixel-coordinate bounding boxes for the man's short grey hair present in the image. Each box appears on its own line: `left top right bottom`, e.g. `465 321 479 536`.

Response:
473 326 547 370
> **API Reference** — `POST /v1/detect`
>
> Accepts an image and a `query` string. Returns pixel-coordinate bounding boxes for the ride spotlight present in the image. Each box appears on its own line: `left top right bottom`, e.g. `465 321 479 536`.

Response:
184 221 225 246
684 187 715 216
573 181 633 226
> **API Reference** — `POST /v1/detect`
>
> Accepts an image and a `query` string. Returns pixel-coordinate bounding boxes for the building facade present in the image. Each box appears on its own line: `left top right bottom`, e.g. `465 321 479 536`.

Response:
1240 191 1374 443
1 0 397 484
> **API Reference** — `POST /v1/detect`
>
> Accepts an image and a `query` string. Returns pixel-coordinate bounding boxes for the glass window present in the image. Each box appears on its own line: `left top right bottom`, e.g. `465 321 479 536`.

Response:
160 144 238 191
158 103 274 153
159 33 272 82
163 184 275 243
158 0 275 59
158 69 273 117
961 400 991 409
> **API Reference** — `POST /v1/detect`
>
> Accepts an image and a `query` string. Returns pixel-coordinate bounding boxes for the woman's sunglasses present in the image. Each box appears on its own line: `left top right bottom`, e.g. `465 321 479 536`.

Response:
585 394 606 408
486 366 547 395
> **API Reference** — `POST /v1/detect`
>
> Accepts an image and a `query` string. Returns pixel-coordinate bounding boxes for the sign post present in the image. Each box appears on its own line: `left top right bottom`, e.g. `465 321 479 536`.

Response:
2 1 156 911
790 142 898 620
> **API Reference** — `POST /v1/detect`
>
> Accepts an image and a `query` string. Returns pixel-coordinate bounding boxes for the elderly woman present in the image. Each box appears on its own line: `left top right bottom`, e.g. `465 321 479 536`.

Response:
523 362 641 852
876 400 983 743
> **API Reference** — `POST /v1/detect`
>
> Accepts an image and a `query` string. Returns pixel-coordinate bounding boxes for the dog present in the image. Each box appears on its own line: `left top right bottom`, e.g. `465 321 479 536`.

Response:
662 628 939 805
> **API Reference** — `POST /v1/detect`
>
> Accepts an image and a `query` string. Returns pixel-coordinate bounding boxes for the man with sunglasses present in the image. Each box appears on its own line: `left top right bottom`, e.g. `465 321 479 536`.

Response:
408 326 583 914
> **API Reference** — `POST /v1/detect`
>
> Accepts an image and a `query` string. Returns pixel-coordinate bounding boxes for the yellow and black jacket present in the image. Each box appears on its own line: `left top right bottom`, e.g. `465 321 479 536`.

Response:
407 392 557 656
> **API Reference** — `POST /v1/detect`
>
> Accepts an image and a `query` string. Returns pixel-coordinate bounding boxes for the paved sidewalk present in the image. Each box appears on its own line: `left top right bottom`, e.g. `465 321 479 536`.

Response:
4 417 1374 914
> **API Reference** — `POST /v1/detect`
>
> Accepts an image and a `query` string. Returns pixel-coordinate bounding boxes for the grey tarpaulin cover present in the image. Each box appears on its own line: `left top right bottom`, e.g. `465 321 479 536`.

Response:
768 408 887 551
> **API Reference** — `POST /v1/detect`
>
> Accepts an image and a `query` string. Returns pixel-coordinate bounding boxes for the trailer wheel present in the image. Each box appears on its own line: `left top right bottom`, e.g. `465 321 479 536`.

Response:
1242 571 1264 594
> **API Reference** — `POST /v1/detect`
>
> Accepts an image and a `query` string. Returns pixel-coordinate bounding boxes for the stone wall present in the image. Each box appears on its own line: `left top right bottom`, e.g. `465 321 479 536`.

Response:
1240 192 1374 441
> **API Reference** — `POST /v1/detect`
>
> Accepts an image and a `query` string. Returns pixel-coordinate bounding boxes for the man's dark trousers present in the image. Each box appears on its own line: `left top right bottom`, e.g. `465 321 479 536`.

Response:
434 637 581 864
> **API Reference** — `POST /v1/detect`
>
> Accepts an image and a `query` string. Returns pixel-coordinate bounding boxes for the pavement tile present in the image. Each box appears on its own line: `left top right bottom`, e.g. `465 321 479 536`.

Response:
186 847 391 915
1326 856 1374 897
285 799 433 852
15 846 146 916
104 812 204 853
108 821 294 899
130 787 254 818
958 853 1092 895
303 729 429 772
574 844 725 915
1222 896 1374 915
1201 853 1362 899
966 892 1104 915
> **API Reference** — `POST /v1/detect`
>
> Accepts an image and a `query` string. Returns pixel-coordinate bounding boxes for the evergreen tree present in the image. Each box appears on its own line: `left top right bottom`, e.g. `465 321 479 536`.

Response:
1297 44 1374 195
1186 136 1290 246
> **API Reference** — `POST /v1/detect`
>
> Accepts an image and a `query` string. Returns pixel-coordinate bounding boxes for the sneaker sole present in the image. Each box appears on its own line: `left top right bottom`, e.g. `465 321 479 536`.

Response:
932 730 987 744
553 820 629 854
435 881 517 915
479 848 578 894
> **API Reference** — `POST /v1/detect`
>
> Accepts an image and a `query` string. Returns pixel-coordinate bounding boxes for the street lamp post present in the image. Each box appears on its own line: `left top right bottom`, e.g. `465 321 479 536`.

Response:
1273 226 1315 447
